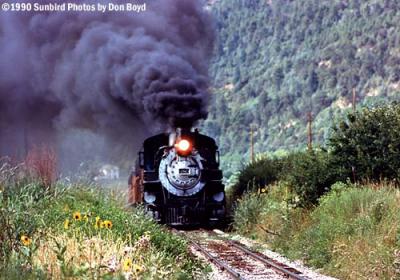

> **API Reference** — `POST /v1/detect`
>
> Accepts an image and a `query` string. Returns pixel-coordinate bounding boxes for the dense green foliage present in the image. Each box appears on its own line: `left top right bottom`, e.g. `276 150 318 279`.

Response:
233 183 400 279
232 156 283 198
204 0 400 178
232 103 400 206
233 150 344 206
330 102 400 182
284 151 343 206
231 103 400 277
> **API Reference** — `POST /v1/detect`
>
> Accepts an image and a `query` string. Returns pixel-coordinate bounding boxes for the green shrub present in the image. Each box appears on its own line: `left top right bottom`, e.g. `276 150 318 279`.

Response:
232 150 344 207
231 156 284 199
283 150 344 207
233 104 400 207
329 102 400 183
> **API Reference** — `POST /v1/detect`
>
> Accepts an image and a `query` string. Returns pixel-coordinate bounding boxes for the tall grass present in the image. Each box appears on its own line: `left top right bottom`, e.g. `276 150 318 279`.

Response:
0 157 206 279
233 182 400 279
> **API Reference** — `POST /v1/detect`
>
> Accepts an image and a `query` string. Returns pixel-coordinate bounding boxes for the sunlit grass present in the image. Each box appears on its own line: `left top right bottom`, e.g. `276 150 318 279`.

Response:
233 181 400 279
32 232 149 279
0 158 206 279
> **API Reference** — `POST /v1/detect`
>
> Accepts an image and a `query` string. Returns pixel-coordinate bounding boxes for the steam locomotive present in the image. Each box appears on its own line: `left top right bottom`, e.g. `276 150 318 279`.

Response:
128 128 225 227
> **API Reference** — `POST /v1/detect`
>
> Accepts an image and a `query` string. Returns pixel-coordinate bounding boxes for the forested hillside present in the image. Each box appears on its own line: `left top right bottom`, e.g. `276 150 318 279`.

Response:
203 0 400 179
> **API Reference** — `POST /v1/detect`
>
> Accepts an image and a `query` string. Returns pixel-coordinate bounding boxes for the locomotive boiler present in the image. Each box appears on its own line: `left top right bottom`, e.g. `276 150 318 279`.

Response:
128 128 225 227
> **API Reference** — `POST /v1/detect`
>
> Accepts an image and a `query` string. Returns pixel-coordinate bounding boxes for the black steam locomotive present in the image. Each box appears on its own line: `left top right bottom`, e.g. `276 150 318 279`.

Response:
129 128 225 227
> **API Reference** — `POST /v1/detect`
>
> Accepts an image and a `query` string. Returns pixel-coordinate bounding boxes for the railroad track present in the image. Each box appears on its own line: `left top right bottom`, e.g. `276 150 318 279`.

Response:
174 229 308 280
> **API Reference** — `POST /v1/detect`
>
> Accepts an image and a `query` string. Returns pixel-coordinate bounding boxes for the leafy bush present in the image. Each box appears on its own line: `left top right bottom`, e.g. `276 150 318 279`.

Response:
232 150 344 207
329 102 400 183
283 150 344 207
233 103 400 206
231 156 284 199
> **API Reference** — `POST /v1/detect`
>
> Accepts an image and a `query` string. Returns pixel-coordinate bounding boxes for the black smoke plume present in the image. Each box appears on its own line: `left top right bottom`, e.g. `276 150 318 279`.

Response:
0 0 214 168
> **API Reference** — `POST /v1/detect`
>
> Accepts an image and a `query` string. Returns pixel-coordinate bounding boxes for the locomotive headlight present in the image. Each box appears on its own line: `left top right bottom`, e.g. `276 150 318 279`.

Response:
212 192 225 202
175 139 192 155
144 192 156 204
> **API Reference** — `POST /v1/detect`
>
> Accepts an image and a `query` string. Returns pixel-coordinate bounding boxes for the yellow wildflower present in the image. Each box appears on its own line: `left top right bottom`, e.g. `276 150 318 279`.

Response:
103 220 113 229
261 188 267 193
73 211 81 221
83 214 88 222
20 235 32 246
64 219 70 230
122 258 132 272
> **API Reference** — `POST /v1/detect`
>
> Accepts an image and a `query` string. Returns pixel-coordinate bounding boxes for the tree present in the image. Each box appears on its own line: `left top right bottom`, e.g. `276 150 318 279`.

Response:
329 103 400 183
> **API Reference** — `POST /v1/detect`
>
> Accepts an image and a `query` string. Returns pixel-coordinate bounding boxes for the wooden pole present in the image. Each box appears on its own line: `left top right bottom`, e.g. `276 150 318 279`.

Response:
352 88 356 113
307 112 313 151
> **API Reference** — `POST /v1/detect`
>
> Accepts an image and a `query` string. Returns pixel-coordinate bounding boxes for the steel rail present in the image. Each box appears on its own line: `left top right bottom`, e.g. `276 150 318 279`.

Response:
171 229 246 280
203 229 307 280
225 239 307 280
189 238 247 280
174 229 307 280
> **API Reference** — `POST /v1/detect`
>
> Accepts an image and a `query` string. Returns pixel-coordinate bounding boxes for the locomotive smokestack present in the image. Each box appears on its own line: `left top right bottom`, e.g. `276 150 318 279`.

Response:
169 131 177 147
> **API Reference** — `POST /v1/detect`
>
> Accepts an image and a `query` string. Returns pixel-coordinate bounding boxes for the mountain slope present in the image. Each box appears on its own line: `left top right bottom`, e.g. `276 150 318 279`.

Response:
203 0 400 179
